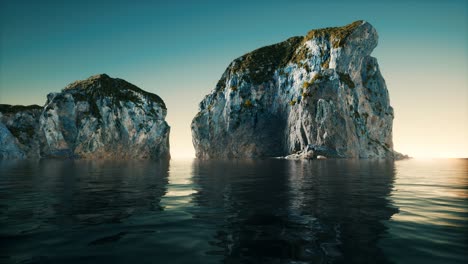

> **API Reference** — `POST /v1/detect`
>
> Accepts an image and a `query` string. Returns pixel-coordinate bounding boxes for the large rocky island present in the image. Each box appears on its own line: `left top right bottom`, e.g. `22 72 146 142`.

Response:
0 74 170 159
192 21 399 159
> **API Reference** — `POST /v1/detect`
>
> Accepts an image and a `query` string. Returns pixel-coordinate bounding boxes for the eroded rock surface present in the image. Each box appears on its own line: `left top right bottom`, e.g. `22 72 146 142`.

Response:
0 74 170 159
192 21 397 159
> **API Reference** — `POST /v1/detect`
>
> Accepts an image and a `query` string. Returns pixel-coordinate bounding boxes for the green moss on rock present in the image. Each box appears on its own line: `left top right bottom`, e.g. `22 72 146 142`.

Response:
291 45 311 65
223 21 363 87
303 73 324 90
305 20 363 48
321 58 330 69
64 74 166 110
231 37 304 85
0 104 42 114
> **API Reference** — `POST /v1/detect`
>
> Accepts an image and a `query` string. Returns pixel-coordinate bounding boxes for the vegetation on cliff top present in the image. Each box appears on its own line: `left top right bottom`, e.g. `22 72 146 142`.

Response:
64 74 167 109
230 21 364 85
305 20 363 48
0 104 42 114
230 37 304 85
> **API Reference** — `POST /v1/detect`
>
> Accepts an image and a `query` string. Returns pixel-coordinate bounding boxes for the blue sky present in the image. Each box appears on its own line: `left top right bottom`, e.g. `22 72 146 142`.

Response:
1 0 467 157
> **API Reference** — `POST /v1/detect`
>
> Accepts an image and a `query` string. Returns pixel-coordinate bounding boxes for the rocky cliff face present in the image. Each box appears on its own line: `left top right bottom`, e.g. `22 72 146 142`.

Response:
192 21 396 159
0 74 170 159
0 105 42 159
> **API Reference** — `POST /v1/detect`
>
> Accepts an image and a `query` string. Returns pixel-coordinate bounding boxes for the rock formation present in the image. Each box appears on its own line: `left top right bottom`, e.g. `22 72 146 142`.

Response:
0 74 170 159
192 21 397 159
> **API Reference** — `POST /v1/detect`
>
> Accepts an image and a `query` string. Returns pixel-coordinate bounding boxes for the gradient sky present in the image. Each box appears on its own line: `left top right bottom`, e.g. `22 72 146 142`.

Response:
1 0 467 158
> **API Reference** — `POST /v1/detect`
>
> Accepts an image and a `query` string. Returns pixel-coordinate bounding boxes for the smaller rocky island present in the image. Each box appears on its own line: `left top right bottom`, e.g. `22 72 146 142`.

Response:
0 74 170 159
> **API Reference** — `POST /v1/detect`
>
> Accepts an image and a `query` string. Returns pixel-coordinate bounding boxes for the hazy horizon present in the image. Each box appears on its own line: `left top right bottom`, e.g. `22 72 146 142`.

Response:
1 0 467 159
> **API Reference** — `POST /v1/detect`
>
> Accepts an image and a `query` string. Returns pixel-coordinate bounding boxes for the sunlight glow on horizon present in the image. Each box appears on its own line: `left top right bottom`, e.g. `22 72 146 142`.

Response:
170 146 196 159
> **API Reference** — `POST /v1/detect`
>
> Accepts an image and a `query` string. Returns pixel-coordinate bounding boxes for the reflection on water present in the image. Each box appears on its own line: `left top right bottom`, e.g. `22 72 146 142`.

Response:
380 159 468 264
192 159 398 263
0 158 467 264
0 160 169 227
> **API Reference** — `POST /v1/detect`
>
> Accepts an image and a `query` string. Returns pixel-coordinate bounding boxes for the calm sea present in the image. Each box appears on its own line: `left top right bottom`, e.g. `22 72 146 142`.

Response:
0 158 467 264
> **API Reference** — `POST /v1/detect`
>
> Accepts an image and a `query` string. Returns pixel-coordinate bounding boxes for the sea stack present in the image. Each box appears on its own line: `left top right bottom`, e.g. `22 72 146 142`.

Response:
192 21 396 159
0 74 170 159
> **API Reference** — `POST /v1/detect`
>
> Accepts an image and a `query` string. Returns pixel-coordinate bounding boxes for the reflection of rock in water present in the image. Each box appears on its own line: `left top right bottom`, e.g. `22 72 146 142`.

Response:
54 159 170 225
290 160 398 263
192 159 397 263
0 159 169 232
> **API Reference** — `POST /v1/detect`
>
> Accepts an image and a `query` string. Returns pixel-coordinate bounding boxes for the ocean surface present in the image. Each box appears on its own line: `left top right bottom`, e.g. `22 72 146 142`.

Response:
0 158 467 264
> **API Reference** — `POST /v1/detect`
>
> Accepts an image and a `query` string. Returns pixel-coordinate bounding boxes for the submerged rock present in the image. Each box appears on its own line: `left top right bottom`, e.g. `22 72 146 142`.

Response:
192 21 398 159
0 74 170 159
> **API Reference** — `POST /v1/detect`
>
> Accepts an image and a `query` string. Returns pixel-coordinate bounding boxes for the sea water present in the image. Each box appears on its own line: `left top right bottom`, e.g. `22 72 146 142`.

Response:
0 158 466 263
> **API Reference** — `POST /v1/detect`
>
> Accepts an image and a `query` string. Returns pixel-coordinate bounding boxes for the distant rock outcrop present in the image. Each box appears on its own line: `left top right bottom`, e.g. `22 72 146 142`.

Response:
192 21 398 159
0 74 170 159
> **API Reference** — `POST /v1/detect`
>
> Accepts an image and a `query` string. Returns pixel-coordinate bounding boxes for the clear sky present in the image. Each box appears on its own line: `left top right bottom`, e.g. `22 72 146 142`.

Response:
1 0 467 158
